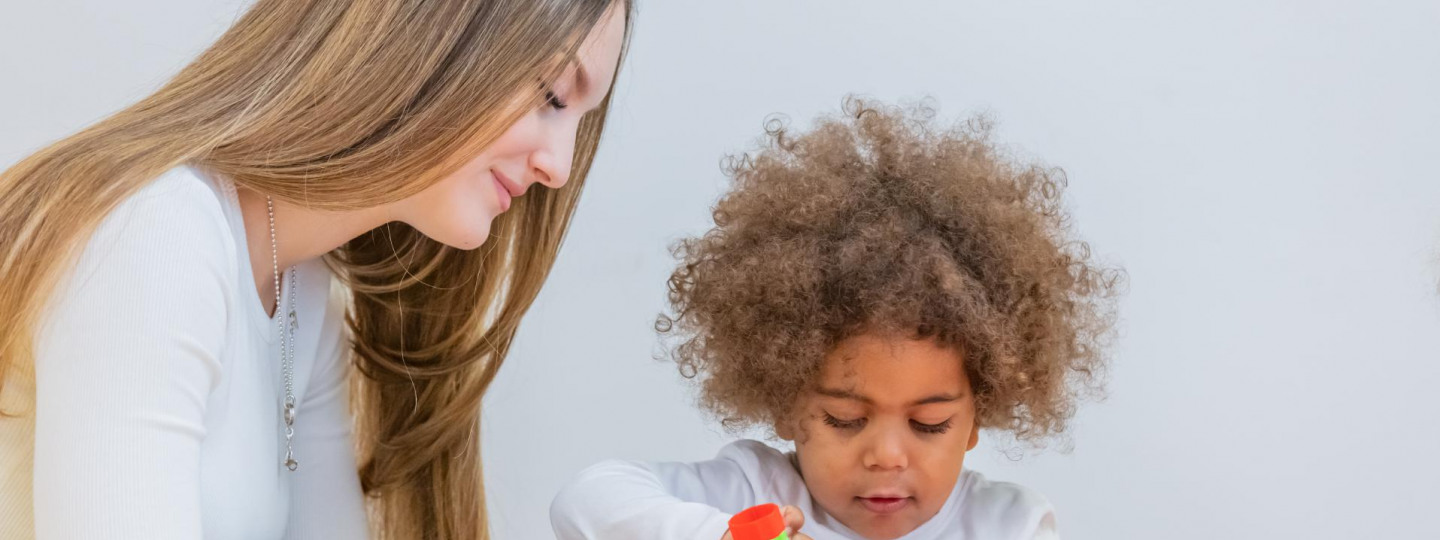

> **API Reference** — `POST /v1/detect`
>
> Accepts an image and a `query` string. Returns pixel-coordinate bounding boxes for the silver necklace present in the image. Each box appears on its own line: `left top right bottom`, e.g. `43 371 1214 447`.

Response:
266 196 299 472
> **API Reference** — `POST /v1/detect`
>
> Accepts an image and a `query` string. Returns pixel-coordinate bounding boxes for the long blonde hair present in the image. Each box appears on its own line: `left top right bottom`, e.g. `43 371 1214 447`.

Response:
0 0 632 537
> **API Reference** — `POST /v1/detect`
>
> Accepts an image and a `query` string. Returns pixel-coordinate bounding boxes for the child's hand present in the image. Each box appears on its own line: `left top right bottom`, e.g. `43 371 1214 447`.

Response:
721 505 812 540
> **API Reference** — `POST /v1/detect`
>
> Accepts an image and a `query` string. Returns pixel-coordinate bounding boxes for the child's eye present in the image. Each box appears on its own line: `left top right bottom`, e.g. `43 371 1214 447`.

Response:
544 90 569 111
910 419 953 435
822 412 866 431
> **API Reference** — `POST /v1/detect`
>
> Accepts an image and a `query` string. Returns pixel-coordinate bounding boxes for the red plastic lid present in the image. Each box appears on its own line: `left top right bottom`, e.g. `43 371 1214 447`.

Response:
729 503 786 540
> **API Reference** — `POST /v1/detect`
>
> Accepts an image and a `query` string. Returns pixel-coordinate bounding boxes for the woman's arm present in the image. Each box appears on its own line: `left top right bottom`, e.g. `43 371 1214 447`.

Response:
32 186 231 539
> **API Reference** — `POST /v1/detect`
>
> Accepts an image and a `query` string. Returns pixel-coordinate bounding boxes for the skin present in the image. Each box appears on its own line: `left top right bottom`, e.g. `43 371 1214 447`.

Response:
769 333 981 540
236 4 627 314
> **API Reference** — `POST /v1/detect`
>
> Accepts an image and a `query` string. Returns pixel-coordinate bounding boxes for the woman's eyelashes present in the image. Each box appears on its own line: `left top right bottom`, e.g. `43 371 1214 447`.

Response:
544 90 569 110
821 412 954 435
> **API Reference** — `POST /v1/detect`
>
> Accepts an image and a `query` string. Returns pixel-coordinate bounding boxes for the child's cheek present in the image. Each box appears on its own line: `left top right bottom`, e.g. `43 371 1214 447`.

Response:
815 423 864 476
794 436 855 514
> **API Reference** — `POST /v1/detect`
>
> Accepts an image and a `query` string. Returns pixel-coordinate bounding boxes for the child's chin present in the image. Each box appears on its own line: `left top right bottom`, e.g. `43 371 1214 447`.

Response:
844 514 921 540
853 527 914 540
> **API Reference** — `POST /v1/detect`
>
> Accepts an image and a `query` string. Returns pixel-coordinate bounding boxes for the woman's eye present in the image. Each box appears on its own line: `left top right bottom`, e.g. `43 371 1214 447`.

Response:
544 90 568 110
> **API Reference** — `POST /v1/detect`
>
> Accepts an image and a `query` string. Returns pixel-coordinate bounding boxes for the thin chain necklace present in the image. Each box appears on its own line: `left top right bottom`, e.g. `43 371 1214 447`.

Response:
266 196 299 472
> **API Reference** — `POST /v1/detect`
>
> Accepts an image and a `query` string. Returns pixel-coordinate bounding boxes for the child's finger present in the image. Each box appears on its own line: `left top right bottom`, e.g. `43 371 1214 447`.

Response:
790 532 815 540
779 505 806 532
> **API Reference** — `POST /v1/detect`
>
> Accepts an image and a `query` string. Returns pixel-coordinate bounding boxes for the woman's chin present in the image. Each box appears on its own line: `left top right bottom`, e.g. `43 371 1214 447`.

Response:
411 217 495 251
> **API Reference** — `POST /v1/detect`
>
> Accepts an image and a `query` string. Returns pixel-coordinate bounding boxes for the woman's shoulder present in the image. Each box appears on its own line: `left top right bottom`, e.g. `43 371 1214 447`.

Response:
93 166 234 254
36 166 244 389
111 166 232 230
62 166 240 298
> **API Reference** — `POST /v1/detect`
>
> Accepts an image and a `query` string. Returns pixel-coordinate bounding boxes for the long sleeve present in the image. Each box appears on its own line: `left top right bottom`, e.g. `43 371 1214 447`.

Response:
283 285 369 540
32 185 232 539
550 454 758 540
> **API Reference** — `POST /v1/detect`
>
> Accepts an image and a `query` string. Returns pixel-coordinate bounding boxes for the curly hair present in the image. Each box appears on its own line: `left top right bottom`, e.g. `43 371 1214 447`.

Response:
657 98 1123 444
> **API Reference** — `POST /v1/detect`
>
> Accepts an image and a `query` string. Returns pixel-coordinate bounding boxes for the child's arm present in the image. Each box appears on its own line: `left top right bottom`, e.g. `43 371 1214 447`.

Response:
549 457 752 540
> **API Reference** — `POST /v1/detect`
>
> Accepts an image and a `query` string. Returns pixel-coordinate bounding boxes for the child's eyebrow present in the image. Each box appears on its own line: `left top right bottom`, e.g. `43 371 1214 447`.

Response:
815 388 872 404
911 394 963 406
815 388 963 407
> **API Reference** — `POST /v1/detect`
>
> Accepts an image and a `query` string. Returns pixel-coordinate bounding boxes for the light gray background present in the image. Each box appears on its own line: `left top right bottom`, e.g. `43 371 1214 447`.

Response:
4 1 1438 538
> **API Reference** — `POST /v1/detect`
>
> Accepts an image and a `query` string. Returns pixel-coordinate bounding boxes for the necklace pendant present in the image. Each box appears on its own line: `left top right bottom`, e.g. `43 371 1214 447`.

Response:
284 457 299 471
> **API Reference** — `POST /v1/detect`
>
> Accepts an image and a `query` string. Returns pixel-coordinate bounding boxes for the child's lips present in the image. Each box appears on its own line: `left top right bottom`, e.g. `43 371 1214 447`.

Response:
856 496 912 515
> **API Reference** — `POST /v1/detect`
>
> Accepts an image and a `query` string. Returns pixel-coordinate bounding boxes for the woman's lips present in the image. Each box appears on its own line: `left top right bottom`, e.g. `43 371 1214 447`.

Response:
492 169 525 196
857 496 912 515
491 174 512 212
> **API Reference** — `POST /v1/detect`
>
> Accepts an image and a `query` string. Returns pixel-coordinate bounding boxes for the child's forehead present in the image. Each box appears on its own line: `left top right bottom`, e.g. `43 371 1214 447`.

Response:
815 333 970 403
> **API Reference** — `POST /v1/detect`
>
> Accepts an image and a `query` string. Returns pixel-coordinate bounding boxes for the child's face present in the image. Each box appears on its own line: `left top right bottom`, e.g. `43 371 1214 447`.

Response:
784 333 979 540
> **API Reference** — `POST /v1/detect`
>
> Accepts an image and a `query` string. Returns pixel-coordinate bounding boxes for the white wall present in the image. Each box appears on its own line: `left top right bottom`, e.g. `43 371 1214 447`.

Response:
4 1 1438 539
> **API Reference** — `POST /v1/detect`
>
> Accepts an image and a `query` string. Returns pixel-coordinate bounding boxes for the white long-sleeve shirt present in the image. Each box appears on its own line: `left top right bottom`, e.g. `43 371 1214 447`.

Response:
551 440 1058 540
0 166 370 539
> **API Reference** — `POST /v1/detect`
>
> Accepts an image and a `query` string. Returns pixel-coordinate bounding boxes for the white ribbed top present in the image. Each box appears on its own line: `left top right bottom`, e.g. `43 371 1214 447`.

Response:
1 167 369 539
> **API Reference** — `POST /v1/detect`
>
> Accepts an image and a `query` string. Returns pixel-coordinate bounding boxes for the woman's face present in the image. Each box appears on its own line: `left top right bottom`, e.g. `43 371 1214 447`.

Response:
393 4 627 250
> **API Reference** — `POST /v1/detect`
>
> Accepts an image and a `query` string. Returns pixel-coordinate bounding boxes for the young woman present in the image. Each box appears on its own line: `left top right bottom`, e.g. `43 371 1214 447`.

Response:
0 0 632 538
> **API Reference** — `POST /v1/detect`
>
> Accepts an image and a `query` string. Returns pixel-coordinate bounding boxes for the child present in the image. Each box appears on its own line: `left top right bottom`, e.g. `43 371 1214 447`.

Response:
551 99 1121 540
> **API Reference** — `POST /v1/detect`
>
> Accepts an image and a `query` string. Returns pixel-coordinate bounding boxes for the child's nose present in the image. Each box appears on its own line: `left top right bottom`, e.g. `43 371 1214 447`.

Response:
861 430 909 471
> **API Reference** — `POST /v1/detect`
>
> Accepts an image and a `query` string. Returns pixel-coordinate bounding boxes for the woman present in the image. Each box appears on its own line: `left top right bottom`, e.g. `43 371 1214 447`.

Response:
0 0 632 538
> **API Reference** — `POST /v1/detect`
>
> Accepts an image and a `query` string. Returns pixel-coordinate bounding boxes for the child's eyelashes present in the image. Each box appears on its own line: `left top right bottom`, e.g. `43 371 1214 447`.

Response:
821 412 954 435
910 418 953 435
822 412 866 431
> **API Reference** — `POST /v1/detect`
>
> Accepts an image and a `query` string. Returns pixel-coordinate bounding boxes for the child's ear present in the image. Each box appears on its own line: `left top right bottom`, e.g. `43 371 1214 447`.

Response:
776 401 808 442
966 420 980 451
776 419 796 442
